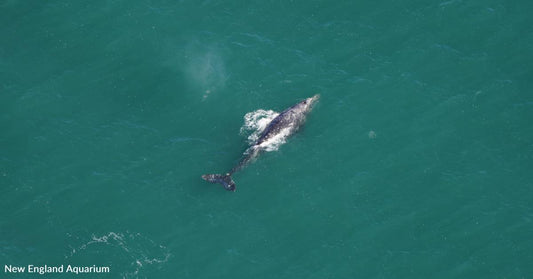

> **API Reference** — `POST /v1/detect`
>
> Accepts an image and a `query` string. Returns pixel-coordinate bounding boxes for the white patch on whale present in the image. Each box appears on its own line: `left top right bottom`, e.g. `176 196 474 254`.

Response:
258 126 293 152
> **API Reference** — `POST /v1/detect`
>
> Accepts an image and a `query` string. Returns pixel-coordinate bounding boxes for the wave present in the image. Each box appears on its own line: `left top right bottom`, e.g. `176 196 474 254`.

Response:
66 231 171 278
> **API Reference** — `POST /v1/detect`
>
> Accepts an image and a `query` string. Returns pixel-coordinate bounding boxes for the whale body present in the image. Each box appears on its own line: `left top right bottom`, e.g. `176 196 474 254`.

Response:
202 94 319 191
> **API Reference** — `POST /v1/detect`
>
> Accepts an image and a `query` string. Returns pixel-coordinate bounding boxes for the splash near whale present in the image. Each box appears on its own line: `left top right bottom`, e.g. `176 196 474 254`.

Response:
202 95 319 191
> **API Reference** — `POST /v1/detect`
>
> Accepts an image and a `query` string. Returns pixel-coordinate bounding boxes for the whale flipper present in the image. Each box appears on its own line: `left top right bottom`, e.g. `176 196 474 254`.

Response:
202 173 236 191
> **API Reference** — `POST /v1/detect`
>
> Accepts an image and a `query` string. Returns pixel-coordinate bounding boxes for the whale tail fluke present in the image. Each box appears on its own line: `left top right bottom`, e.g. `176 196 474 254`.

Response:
202 173 236 191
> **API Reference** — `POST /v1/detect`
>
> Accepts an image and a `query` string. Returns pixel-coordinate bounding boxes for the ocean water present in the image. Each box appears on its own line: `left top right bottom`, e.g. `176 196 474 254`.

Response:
1 0 532 278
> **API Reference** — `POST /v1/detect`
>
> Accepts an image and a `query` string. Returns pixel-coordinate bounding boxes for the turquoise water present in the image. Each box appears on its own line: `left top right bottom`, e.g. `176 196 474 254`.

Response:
1 0 532 278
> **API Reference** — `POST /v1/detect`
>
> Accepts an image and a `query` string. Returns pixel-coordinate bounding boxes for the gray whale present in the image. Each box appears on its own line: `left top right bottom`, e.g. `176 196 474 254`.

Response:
202 94 319 191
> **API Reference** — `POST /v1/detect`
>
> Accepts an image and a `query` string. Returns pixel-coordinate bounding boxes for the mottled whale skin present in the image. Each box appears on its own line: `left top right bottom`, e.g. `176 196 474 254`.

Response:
202 94 319 191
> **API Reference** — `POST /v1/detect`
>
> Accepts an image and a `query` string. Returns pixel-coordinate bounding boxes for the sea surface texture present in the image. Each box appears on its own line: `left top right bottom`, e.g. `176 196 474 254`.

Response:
1 1 532 278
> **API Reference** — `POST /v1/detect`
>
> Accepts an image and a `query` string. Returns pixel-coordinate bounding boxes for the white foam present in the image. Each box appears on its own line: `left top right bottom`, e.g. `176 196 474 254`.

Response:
240 109 292 152
65 231 171 278
240 109 279 144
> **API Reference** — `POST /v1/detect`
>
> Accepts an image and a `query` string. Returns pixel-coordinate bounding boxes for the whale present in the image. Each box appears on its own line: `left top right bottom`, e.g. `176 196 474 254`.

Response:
202 94 319 191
